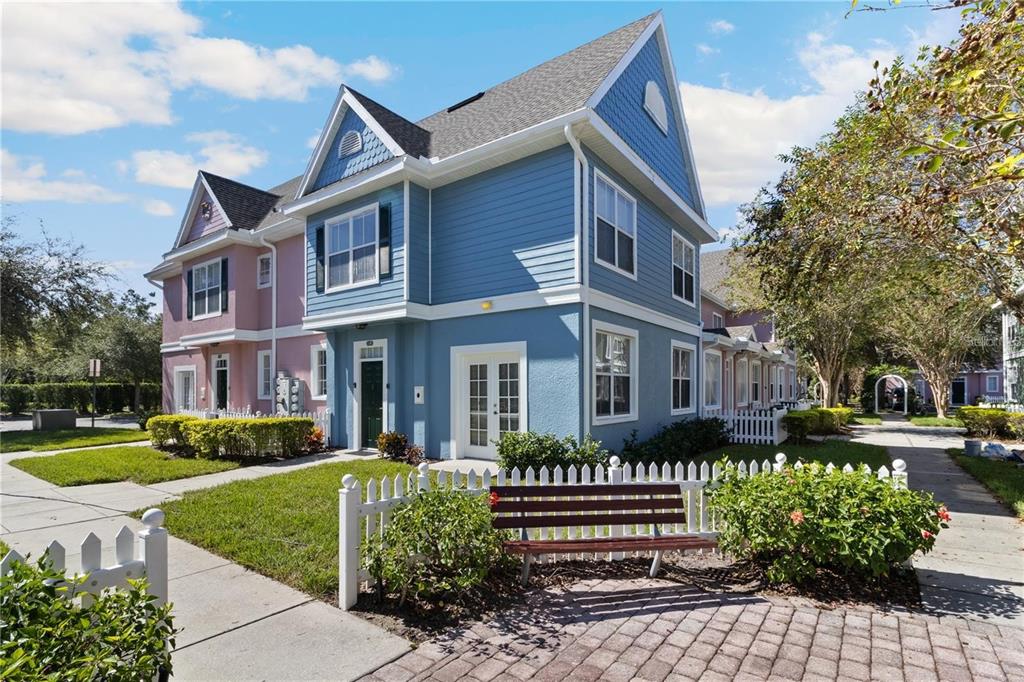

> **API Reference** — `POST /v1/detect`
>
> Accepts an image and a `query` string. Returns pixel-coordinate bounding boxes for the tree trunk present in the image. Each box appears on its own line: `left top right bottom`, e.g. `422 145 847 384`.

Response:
133 379 141 414
920 368 953 419
813 359 845 408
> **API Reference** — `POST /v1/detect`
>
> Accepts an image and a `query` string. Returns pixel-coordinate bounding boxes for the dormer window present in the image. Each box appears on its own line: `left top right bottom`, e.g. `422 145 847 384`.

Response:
338 130 363 158
643 81 668 135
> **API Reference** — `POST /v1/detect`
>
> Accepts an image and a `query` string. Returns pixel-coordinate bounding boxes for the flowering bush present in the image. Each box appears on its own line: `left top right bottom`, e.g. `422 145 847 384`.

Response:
376 431 424 463
708 460 948 584
306 427 325 453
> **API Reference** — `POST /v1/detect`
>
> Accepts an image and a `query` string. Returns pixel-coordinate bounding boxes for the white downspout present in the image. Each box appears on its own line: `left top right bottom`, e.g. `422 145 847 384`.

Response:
258 233 278 412
564 124 590 436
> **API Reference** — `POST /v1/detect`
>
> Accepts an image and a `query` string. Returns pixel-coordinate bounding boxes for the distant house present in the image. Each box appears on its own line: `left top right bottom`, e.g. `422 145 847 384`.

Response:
912 366 1004 408
1003 305 1023 403
698 249 799 412
146 13 724 459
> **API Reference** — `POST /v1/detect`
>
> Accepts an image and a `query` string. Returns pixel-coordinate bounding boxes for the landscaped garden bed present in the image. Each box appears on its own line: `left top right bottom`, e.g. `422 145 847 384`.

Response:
9 445 239 486
948 448 1024 519
0 427 146 454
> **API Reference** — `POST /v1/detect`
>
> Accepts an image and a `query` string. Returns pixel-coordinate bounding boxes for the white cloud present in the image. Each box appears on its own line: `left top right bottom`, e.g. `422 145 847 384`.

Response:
1 3 400 135
143 199 175 216
696 44 719 57
1 149 127 204
709 20 735 35
682 32 896 208
129 131 269 188
306 129 323 150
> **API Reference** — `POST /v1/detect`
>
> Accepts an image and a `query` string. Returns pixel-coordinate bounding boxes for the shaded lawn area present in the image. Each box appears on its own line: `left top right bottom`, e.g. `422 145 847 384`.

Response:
699 439 891 470
139 459 416 600
10 446 238 486
910 416 964 428
852 413 882 425
948 449 1024 520
0 428 146 453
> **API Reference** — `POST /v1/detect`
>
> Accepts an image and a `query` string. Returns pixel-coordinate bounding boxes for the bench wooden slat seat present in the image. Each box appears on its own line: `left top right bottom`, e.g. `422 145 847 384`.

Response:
490 482 717 584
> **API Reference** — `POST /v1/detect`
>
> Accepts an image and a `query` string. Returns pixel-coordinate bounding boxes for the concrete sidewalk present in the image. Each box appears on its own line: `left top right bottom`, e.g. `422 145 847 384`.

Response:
851 415 1024 630
1 450 412 680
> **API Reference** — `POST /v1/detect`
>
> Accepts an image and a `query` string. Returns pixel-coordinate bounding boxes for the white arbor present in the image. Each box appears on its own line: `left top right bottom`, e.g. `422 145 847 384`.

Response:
874 374 909 414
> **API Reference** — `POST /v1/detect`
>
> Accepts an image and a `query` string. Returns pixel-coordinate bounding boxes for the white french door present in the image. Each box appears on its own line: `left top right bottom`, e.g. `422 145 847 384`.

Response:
174 367 196 412
455 345 526 460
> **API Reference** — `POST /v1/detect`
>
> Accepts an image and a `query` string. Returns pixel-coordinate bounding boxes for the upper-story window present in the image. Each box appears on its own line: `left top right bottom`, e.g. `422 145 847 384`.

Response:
257 254 272 289
326 205 378 291
711 312 723 328
189 257 224 320
338 130 362 158
595 171 636 278
672 232 695 305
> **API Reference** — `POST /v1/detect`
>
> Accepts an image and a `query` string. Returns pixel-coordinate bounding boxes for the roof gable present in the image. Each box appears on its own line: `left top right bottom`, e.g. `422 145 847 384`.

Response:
172 172 281 248
310 106 394 193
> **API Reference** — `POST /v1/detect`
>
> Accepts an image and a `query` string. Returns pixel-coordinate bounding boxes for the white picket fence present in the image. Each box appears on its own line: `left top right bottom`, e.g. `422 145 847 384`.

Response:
337 453 908 610
1 508 168 606
178 407 332 446
980 402 1024 413
705 407 789 445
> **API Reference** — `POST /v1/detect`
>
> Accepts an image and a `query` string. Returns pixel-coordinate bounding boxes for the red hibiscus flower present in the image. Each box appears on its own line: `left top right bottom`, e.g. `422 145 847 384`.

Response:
488 491 500 509
921 529 934 540
937 506 951 523
790 510 804 525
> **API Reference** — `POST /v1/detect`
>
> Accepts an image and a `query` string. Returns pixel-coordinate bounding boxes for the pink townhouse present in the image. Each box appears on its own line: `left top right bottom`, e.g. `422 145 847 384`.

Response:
146 173 328 415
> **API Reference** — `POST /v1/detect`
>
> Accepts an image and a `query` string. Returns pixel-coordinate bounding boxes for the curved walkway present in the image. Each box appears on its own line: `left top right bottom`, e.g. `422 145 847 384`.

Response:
851 414 1024 629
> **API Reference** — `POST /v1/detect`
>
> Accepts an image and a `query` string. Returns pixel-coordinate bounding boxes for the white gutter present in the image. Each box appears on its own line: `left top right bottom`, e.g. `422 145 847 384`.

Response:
258 231 279 405
564 123 591 437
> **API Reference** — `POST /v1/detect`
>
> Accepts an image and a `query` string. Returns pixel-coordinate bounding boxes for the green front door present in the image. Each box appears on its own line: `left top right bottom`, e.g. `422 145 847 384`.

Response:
361 360 384 448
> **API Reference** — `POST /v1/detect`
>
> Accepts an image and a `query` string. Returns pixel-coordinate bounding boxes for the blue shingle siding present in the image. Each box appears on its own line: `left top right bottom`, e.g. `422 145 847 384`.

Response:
594 35 698 212
408 182 430 304
311 107 393 192
430 145 576 304
305 183 404 315
586 152 700 326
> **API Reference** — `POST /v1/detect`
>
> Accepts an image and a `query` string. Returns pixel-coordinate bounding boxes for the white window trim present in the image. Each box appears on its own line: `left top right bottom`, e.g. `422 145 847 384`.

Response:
711 313 723 328
751 360 762 405
592 320 639 425
593 170 638 281
352 338 388 450
324 202 380 293
670 230 697 307
703 348 723 409
736 357 749 407
191 257 224 321
257 350 272 400
986 374 999 393
257 253 272 289
670 340 697 416
310 342 328 401
173 365 197 412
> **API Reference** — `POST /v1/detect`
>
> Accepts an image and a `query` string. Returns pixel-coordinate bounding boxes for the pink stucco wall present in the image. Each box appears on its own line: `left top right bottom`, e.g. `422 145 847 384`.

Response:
916 369 1003 406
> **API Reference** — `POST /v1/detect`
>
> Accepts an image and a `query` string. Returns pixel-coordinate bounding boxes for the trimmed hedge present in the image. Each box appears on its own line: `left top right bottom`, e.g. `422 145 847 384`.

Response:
619 417 731 466
782 407 853 444
957 407 1012 438
1 382 160 414
147 414 200 449
495 431 607 471
180 417 315 459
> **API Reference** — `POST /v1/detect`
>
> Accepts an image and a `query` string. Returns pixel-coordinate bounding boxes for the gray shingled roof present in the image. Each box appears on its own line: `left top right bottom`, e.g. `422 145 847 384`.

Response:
416 13 657 159
348 87 432 159
201 171 282 231
700 248 744 302
725 325 758 342
255 175 302 229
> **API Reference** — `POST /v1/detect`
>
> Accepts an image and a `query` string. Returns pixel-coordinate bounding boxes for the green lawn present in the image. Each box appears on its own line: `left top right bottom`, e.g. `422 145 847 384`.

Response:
852 413 882 425
10 446 238 486
1 428 147 453
909 416 964 428
949 449 1024 519
700 439 891 470
139 459 416 599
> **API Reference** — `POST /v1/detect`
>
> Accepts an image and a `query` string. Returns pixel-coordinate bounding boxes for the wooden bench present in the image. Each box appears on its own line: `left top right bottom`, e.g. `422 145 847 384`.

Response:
490 482 718 585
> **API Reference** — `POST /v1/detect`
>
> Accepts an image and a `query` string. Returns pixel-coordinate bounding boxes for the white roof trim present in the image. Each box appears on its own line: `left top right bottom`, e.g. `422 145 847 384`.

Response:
295 87 406 200
586 13 661 109
172 173 233 249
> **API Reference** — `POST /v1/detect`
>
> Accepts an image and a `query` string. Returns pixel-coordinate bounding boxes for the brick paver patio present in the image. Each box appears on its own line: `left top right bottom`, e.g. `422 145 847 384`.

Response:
362 578 1024 682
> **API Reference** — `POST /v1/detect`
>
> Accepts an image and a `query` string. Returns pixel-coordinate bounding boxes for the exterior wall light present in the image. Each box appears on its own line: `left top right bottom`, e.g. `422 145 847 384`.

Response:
481 300 493 311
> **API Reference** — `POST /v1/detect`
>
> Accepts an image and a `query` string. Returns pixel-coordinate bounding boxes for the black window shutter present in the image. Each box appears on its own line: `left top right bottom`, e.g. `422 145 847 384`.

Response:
379 203 391 277
186 269 194 320
315 227 325 293
220 258 229 312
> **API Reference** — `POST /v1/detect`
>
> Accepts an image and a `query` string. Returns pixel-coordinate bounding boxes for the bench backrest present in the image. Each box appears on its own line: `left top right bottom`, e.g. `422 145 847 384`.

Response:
489 483 686 531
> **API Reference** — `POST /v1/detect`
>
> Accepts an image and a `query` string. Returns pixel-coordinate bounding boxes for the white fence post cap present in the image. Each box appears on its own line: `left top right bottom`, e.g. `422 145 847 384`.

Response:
141 508 165 528
775 453 787 465
417 462 430 475
609 455 621 468
892 459 907 474
341 473 357 489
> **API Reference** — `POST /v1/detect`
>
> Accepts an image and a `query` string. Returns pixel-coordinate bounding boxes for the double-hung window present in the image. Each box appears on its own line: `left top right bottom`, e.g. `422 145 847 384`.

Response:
594 324 637 421
704 350 722 408
257 254 272 289
986 375 999 393
595 172 636 277
711 313 723 328
751 361 762 403
326 206 378 290
257 350 272 399
672 232 696 304
310 344 328 400
671 342 695 414
736 358 749 405
192 259 222 319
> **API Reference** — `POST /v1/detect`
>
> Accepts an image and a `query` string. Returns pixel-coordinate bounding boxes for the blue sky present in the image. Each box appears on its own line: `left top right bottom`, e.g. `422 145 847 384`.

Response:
2 2 959 296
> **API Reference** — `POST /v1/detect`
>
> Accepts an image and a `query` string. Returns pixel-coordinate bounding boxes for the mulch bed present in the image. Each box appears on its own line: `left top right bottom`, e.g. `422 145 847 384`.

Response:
349 552 921 643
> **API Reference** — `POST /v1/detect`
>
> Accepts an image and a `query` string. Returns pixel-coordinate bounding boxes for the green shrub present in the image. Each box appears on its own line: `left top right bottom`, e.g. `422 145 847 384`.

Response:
708 460 948 584
782 408 851 443
1007 413 1024 441
1 384 32 414
362 488 510 605
137 408 162 430
0 382 161 414
495 431 607 471
376 431 408 458
180 417 314 459
957 407 1010 438
619 417 730 465
781 411 816 444
0 556 177 680
147 414 199 450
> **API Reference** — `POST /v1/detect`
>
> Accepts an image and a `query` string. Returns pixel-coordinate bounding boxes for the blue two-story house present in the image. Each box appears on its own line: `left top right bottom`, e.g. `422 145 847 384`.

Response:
149 11 717 460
